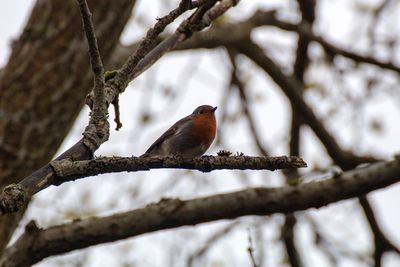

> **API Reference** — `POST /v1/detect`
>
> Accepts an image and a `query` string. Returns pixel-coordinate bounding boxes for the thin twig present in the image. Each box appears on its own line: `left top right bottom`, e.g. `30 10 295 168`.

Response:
247 228 258 267
187 221 240 266
116 0 197 85
77 0 105 115
112 95 122 130
77 0 108 151
227 49 269 156
306 214 372 265
126 0 239 82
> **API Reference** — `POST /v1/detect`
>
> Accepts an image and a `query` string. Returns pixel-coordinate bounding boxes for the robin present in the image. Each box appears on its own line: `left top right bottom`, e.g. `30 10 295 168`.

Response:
142 105 217 158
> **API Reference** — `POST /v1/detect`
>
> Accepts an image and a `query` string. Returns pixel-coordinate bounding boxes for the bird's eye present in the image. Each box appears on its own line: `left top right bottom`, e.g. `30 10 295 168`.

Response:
199 110 204 114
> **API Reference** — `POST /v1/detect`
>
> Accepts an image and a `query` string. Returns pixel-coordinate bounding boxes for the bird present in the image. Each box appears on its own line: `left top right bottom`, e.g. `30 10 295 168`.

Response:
141 105 217 158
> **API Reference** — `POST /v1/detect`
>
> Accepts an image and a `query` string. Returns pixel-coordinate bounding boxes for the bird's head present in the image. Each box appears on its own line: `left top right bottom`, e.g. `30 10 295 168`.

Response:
192 105 217 116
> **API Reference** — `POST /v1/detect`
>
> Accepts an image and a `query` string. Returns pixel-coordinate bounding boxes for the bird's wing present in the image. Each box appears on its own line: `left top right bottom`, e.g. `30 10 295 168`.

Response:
144 115 192 154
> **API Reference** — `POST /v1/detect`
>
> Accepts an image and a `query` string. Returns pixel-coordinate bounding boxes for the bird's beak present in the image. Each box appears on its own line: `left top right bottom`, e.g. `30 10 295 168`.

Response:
212 106 217 113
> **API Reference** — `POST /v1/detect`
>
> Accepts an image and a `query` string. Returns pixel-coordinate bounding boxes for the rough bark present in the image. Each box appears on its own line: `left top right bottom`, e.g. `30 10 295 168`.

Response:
0 155 306 215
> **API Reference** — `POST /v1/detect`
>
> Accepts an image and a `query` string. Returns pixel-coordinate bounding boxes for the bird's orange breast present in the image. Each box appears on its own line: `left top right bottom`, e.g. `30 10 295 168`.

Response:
190 114 216 147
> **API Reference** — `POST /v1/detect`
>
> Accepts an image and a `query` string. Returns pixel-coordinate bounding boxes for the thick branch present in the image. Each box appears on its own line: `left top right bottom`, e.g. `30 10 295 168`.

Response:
1 159 399 267
51 155 307 177
0 155 306 212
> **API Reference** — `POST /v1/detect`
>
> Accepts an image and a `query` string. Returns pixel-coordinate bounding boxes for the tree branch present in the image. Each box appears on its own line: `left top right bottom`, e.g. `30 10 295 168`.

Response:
0 155 306 210
283 1 316 266
267 16 400 75
227 49 269 156
359 196 400 267
77 0 109 152
77 0 105 112
111 0 196 89
1 159 399 267
247 229 259 267
51 155 307 177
